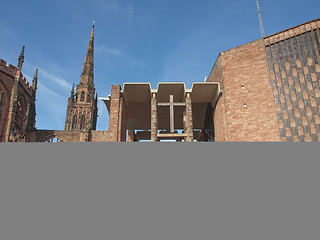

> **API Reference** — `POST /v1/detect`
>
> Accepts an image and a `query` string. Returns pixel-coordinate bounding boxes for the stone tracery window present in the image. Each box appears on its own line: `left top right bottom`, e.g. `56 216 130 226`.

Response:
40 136 65 142
80 115 86 130
80 91 85 102
72 115 77 129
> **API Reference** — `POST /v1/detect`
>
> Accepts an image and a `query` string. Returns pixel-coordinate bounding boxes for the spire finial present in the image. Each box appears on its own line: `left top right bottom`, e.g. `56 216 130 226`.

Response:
93 21 95 27
32 69 38 91
18 46 25 70
79 24 94 86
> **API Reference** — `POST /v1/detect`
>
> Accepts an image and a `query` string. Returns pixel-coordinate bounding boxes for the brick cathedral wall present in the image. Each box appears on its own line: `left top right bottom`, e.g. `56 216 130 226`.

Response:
108 85 121 142
264 20 320 142
207 56 227 141
208 40 281 141
90 131 110 142
0 70 14 142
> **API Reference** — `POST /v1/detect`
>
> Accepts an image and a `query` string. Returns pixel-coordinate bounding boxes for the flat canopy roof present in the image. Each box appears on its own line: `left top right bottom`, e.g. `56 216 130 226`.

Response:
100 82 221 130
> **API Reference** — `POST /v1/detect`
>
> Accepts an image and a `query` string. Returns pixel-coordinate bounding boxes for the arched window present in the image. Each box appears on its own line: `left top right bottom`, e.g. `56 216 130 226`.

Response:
80 91 85 102
80 115 86 130
72 115 77 129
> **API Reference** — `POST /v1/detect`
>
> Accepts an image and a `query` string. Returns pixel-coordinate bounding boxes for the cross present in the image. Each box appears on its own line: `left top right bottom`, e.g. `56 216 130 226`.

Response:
158 95 185 133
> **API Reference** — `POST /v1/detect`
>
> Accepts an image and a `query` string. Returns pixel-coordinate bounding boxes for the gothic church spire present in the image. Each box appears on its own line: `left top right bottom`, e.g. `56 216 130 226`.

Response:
79 22 94 86
18 46 25 70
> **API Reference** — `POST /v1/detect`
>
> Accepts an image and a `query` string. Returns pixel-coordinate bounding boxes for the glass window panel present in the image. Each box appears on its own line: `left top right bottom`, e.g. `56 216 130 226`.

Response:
282 102 287 110
309 66 315 73
317 124 320 133
300 108 306 117
279 86 283 95
312 106 318 115
271 44 278 65
286 39 296 68
289 85 295 92
293 101 298 109
304 125 310 134
302 33 311 58
292 37 300 60
272 80 277 88
282 78 288 85
304 99 310 107
317 73 320 81
291 127 297 136
280 128 285 137
277 111 282 120
301 83 306 91
286 69 292 77
314 30 320 56
316 98 320 106
294 76 299 84
309 90 315 98
296 117 302 126
312 134 318 142
287 136 293 142
285 93 291 102
284 119 290 128
298 67 303 75
276 42 285 70
307 31 319 64
288 110 294 118
281 41 289 62
275 95 279 103
299 135 305 142
297 35 307 66
266 46 274 72
305 74 311 82
297 92 302 100
312 82 318 89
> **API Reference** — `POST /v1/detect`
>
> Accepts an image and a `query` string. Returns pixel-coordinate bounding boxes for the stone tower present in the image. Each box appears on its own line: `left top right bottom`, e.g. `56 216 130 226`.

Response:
64 23 98 131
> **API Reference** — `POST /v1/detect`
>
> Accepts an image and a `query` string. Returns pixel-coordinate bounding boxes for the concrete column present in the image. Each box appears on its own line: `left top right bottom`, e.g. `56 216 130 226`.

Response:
151 93 158 142
185 92 193 142
128 129 135 142
119 95 128 141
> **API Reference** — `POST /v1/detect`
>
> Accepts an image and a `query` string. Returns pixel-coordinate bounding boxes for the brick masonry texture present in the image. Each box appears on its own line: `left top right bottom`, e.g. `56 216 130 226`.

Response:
208 39 282 141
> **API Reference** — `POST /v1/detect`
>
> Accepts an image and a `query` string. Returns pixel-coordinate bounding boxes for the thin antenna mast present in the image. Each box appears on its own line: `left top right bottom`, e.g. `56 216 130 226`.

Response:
256 0 265 38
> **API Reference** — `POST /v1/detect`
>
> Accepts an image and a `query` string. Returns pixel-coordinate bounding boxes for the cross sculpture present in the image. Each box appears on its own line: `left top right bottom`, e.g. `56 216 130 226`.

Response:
158 95 185 133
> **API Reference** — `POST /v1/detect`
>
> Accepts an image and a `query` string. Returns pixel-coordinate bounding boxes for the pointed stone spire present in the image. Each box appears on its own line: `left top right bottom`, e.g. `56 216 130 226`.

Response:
18 46 25 70
32 69 38 91
71 84 75 97
79 23 94 86
94 93 98 106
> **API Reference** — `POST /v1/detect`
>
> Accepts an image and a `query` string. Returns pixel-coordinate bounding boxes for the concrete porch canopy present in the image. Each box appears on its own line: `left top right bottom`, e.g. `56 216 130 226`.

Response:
100 82 221 130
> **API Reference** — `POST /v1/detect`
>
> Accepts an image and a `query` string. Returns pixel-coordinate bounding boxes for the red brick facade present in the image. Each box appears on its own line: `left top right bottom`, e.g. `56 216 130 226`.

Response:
0 47 37 142
207 40 281 141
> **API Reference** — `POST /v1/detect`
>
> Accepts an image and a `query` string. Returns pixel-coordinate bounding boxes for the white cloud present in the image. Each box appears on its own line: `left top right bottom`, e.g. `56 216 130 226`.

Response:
38 68 72 90
38 83 64 99
96 45 122 56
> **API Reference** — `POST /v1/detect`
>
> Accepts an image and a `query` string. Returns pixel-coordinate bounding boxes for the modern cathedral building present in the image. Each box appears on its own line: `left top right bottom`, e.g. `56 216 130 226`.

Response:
1 19 320 142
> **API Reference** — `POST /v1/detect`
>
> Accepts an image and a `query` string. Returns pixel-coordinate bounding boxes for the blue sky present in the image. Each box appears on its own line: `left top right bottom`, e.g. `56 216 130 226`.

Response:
1 0 319 131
